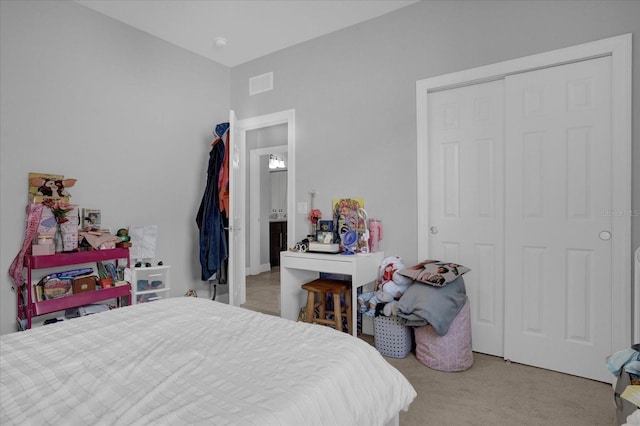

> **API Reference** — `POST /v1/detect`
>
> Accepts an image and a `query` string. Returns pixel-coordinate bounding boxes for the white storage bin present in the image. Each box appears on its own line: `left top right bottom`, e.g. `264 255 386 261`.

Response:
125 265 171 305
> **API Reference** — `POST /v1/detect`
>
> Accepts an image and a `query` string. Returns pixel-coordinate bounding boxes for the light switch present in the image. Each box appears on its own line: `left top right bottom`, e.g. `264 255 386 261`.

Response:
297 202 307 213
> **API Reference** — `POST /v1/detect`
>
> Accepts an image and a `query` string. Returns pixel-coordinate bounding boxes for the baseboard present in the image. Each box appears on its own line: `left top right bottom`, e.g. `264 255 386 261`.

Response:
246 263 272 276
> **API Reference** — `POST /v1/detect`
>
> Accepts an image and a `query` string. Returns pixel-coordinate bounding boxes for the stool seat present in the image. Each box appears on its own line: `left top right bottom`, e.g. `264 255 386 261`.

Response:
301 279 352 334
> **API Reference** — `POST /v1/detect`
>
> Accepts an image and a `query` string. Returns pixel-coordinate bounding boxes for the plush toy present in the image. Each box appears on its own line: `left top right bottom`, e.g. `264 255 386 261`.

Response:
357 284 395 317
357 256 412 317
378 255 412 298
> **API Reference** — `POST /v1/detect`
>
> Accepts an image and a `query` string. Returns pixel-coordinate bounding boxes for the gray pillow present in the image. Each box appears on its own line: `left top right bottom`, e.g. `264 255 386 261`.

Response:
396 276 467 336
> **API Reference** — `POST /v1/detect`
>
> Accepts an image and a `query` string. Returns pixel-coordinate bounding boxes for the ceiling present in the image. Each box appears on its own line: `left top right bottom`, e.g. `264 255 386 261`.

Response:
75 0 418 67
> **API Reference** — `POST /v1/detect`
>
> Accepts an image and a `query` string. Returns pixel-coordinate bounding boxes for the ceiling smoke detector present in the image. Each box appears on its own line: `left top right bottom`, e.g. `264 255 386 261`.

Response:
214 37 227 47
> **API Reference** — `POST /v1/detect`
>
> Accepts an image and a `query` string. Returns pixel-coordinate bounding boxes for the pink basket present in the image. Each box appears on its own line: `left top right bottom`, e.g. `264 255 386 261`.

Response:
415 297 473 372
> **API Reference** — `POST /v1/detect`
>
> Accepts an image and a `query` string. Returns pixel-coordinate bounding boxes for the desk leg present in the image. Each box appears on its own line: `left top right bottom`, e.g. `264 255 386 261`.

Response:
351 287 358 337
280 266 319 322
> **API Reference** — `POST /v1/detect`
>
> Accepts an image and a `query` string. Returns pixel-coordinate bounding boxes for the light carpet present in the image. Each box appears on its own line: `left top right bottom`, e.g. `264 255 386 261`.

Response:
242 268 616 426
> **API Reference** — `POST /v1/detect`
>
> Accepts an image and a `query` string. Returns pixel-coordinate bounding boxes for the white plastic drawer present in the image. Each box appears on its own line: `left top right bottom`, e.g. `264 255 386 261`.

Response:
135 275 166 292
136 289 170 304
126 266 169 292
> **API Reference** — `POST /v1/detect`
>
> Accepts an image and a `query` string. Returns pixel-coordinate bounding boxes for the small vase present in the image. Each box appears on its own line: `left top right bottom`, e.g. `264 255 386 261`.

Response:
311 222 317 236
54 224 64 253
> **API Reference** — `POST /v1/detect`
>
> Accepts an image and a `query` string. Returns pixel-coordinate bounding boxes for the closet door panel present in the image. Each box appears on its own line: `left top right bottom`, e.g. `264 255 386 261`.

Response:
503 56 612 383
428 80 505 356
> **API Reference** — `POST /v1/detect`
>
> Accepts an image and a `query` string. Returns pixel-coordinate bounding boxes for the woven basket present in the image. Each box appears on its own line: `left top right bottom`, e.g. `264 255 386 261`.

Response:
374 315 412 358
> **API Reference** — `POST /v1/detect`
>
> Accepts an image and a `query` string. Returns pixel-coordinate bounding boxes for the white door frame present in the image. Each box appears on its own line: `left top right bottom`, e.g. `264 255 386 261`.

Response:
236 109 296 302
249 144 287 275
416 34 632 351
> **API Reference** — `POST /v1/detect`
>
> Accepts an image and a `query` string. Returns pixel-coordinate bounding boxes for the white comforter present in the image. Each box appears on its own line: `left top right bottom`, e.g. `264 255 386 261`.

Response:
1 297 416 425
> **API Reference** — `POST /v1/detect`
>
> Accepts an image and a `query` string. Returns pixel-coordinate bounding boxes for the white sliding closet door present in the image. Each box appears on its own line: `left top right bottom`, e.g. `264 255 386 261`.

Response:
426 57 615 382
503 57 613 383
427 80 505 357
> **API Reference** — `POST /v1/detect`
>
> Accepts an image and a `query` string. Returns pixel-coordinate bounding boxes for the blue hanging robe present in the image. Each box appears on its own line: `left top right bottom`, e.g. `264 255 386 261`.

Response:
196 123 229 281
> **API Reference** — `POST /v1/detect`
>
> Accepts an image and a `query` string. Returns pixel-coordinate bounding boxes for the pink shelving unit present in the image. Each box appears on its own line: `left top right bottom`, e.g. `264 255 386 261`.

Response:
17 248 131 330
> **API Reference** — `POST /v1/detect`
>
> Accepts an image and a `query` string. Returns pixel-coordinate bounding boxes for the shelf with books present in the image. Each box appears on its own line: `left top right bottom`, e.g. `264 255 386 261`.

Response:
32 284 130 317
17 248 131 330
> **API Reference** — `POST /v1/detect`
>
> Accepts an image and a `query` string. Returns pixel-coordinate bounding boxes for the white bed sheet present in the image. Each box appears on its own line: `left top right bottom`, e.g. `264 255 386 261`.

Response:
1 297 416 425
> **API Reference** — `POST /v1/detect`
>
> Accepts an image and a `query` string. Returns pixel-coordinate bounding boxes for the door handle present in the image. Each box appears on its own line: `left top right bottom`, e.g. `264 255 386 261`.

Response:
430 226 439 235
599 231 611 240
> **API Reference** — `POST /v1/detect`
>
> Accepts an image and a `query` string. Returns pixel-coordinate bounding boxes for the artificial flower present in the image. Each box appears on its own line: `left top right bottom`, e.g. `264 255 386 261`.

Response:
307 209 322 224
42 199 75 224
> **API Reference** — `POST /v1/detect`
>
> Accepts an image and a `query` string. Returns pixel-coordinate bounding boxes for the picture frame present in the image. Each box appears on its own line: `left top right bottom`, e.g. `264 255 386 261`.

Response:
316 230 334 244
318 220 334 232
82 208 101 229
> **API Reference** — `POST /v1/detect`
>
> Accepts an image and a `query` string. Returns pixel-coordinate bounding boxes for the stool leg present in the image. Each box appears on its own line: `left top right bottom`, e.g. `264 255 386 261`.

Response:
318 291 326 321
345 289 352 335
305 290 315 324
332 292 342 332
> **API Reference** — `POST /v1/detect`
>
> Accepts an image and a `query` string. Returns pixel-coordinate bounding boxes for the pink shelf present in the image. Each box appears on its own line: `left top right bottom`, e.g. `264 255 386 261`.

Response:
25 248 130 269
33 284 131 316
18 247 131 329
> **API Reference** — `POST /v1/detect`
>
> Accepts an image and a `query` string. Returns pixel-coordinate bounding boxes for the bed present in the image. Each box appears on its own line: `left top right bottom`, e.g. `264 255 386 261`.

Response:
1 297 416 425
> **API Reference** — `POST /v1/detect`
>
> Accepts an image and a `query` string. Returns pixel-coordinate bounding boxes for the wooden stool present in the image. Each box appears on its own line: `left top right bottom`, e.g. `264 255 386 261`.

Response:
301 279 352 334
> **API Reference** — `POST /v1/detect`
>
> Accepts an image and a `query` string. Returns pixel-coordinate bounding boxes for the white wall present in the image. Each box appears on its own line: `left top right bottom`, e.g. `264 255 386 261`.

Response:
0 1 230 335
1 0 638 335
230 0 640 268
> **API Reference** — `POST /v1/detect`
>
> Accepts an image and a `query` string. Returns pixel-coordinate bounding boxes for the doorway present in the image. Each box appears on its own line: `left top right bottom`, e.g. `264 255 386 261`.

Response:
245 142 287 315
232 109 295 310
249 142 288 275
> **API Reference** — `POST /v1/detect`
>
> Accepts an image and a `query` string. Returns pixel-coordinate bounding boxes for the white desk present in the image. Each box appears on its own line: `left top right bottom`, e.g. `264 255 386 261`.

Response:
280 250 384 336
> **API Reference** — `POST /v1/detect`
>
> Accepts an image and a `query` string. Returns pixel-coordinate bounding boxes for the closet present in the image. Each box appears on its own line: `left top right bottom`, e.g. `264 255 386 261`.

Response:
417 35 631 383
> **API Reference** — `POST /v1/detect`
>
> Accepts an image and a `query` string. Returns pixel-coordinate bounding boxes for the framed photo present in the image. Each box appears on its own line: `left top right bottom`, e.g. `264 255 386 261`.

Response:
82 208 101 229
318 220 334 232
316 231 334 244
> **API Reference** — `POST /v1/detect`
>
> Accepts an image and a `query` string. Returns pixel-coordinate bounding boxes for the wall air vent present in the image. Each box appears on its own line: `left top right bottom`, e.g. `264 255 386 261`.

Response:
249 72 273 95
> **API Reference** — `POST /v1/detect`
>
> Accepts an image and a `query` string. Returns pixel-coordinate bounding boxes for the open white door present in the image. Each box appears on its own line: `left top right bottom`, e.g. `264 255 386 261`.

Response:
228 110 246 306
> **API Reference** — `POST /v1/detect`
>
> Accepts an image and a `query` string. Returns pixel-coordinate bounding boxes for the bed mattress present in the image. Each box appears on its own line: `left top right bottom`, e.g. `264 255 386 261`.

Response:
1 297 415 425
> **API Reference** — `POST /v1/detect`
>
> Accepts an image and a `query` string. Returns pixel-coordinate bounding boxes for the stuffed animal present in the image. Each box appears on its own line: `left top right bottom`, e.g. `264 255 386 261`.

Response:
357 287 394 317
357 256 412 316
378 255 412 298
